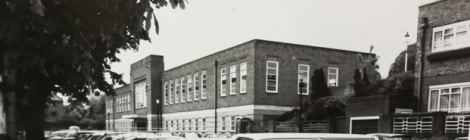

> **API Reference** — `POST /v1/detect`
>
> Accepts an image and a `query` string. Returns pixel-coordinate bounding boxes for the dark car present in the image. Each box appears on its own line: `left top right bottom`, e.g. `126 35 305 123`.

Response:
367 133 413 140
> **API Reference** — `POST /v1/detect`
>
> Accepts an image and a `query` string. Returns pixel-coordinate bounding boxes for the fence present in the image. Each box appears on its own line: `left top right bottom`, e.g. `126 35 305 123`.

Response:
250 120 328 133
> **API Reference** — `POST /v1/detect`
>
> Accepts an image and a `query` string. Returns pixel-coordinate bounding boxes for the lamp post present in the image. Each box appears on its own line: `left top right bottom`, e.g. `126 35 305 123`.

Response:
214 60 218 134
404 32 410 72
156 99 160 132
298 79 304 133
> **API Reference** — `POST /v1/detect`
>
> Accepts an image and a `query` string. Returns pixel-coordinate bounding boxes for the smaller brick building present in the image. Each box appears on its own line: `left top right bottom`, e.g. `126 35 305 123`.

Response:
46 95 65 121
106 39 373 134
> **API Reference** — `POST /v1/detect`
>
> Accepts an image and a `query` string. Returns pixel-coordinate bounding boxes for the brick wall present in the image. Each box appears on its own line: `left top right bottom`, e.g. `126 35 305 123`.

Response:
253 40 372 107
162 40 256 114
415 0 470 111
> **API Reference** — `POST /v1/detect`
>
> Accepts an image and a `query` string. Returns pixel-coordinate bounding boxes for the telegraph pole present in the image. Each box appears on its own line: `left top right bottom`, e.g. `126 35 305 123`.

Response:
214 60 218 134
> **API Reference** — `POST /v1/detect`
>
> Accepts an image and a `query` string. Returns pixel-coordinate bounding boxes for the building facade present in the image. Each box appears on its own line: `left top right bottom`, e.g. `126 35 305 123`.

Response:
106 39 373 134
46 95 65 121
415 0 470 114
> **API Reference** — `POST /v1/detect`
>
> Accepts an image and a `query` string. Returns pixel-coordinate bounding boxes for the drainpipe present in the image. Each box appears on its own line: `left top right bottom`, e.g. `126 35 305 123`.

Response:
214 60 218 134
417 17 428 112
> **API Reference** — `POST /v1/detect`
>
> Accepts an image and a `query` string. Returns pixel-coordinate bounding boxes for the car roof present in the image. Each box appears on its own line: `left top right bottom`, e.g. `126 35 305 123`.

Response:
234 133 375 139
367 133 412 137
455 137 468 139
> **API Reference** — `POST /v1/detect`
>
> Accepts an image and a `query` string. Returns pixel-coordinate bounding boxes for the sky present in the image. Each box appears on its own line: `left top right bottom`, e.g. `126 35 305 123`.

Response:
109 0 437 86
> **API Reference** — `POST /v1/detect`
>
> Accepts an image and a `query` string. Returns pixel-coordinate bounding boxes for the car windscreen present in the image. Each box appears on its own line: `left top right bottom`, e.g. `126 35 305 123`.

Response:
377 136 411 140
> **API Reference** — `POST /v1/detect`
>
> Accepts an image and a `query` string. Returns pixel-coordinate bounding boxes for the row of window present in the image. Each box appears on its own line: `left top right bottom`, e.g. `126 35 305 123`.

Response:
265 61 339 94
107 122 133 131
428 86 470 112
220 62 248 96
116 94 131 112
164 71 208 105
432 19 470 53
106 100 114 113
164 116 238 131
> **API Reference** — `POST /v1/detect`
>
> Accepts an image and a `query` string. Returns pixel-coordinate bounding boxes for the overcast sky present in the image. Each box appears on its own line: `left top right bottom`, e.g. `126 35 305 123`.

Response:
109 0 437 87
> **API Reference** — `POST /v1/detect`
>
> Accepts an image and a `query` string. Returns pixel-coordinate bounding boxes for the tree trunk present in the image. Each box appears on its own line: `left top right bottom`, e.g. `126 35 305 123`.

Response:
24 94 47 140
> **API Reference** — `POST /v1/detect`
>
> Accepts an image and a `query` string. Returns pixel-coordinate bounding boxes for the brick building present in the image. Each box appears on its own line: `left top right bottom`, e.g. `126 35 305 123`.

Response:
46 95 65 120
414 0 470 114
106 39 372 134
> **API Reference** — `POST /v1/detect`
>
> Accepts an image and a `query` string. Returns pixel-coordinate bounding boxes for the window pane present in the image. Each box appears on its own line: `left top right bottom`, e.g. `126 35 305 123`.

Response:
450 94 461 109
462 87 470 111
434 31 443 51
328 68 337 74
442 89 450 94
267 69 277 74
444 28 454 49
440 94 450 111
430 90 439 111
267 62 277 68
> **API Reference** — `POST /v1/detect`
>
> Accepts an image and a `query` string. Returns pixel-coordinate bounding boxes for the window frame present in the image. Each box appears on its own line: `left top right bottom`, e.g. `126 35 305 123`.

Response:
298 64 310 95
266 61 279 93
201 71 207 100
428 85 470 112
240 62 247 94
187 75 193 102
134 80 147 108
181 77 186 103
194 73 200 101
169 80 173 105
221 68 227 97
230 65 237 95
164 82 168 105
432 20 470 53
327 67 339 87
175 78 180 104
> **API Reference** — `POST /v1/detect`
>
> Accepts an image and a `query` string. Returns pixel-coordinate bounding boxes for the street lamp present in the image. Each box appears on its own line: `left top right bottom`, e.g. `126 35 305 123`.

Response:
298 79 304 133
156 99 160 132
404 32 410 72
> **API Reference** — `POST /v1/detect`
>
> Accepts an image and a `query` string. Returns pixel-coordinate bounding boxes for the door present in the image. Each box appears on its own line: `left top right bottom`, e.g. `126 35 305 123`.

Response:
136 122 147 131
351 119 379 134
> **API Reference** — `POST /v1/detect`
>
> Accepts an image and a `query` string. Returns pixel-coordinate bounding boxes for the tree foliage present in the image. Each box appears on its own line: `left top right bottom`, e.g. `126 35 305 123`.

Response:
0 0 185 139
310 68 331 101
353 53 382 97
388 44 417 76
305 96 345 121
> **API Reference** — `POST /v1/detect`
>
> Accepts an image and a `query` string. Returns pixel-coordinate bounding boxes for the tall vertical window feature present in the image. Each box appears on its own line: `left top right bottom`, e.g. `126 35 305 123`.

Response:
240 62 247 94
188 119 192 130
444 28 454 49
202 118 206 131
194 73 200 100
182 119 185 131
201 71 207 99
187 75 192 101
230 65 237 95
134 80 147 108
117 96 121 112
230 116 236 131
127 94 130 111
266 61 278 93
164 82 168 105
169 80 173 104
456 25 467 45
298 64 309 95
221 117 226 131
175 79 180 104
221 68 227 96
195 118 199 130
181 77 186 103
328 67 339 87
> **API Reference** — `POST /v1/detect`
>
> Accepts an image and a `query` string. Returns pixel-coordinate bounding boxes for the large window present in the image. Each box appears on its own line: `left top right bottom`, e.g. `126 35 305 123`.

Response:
328 67 338 87
169 80 173 104
230 65 237 95
188 119 192 131
428 85 470 112
195 118 199 131
134 80 147 108
175 78 179 104
194 73 200 101
201 71 207 99
181 77 186 103
182 119 186 131
221 117 226 131
187 75 192 102
202 118 206 131
230 116 236 131
240 62 247 94
432 20 470 53
266 61 279 93
221 68 227 96
298 64 309 95
164 82 168 105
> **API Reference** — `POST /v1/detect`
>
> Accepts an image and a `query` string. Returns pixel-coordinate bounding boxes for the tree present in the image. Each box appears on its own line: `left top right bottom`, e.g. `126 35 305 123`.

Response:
388 44 417 76
0 0 185 139
353 53 382 97
305 96 345 120
310 68 331 101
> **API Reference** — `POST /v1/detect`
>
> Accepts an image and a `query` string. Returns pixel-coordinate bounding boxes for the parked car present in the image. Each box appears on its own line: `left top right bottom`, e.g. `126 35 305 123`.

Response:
205 133 229 139
178 132 202 139
455 137 468 140
125 135 185 140
230 133 377 140
46 130 78 140
366 133 413 140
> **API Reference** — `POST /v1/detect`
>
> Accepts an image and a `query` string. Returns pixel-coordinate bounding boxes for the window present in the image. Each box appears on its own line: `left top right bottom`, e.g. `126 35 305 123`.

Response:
175 78 179 104
127 94 130 111
230 65 237 95
266 61 279 92
188 119 192 130
164 82 168 105
230 116 236 131
428 85 470 112
221 117 226 131
328 67 338 87
194 73 200 100
181 77 186 103
182 119 185 131
202 118 206 131
187 75 192 102
201 71 207 99
195 118 199 130
134 80 147 108
117 96 120 112
221 68 227 96
169 80 174 104
298 64 309 95
240 62 247 93
432 20 470 52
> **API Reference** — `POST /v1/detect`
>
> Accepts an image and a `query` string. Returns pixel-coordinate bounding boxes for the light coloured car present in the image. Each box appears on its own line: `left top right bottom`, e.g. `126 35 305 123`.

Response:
366 133 412 140
127 135 185 140
230 133 377 140
455 137 468 140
